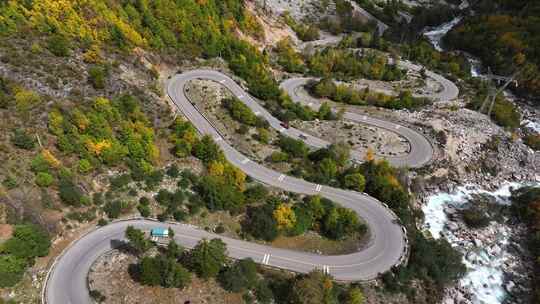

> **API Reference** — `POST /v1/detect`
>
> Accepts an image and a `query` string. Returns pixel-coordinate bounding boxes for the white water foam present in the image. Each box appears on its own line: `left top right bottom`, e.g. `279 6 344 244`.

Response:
423 17 462 52
522 119 540 133
422 182 525 304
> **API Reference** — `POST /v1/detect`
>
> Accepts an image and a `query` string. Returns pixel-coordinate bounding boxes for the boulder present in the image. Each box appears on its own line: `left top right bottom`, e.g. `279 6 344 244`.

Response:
505 281 515 293
446 221 459 231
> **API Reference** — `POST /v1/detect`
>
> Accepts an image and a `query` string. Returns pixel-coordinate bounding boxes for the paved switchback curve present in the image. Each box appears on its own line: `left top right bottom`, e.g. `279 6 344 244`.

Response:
44 66 459 303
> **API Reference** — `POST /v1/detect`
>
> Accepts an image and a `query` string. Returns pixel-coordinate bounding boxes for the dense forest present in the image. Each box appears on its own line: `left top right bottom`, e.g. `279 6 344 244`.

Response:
445 0 540 103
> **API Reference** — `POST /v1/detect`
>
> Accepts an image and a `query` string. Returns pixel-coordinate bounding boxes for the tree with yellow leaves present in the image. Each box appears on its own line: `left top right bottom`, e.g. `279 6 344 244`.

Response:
41 149 61 168
223 164 246 191
86 139 112 156
208 161 225 177
72 109 90 131
14 88 41 115
273 204 296 231
364 147 375 162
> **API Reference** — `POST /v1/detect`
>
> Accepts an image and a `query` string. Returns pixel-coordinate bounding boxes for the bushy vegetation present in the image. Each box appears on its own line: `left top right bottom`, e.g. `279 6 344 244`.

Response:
400 41 471 80
467 87 521 129
382 230 466 297
222 97 268 128
10 128 36 150
219 258 258 292
274 38 305 73
352 0 407 26
320 0 375 35
136 245 191 288
524 134 540 151
273 139 363 192
0 225 51 287
309 78 431 110
243 195 365 242
49 94 158 175
444 0 540 103
283 13 320 42
308 48 404 81
511 186 540 303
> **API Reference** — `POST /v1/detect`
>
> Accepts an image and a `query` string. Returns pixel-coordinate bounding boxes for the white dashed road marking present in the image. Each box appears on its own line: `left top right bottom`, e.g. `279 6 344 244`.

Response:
262 254 270 265
321 265 330 274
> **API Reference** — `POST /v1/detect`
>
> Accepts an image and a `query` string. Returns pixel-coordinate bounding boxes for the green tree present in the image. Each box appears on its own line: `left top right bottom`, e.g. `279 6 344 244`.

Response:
196 175 245 213
103 200 130 218
278 136 308 158
290 205 313 236
344 287 365 304
243 205 279 241
0 255 26 288
318 158 338 182
189 238 227 279
192 135 223 164
4 225 50 260
219 258 258 292
161 257 191 288
137 203 151 217
317 102 334 120
138 256 162 286
88 65 108 89
292 270 337 304
47 34 71 57
166 240 183 260
10 129 35 150
256 127 270 144
58 176 84 206
314 78 336 98
223 98 257 126
78 159 93 173
35 172 54 187
14 89 41 114
125 226 152 255
255 280 274 304
343 173 366 192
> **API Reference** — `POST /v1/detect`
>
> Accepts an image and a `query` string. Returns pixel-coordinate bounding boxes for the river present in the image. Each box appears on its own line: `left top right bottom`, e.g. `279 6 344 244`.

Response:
420 14 538 304
422 183 524 304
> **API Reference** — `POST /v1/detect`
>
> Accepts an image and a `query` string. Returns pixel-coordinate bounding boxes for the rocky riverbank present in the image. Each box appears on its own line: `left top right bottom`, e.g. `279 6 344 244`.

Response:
422 182 537 304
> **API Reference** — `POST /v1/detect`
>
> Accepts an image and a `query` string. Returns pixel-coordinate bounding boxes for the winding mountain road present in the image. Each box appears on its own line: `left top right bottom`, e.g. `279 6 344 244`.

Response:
44 65 458 304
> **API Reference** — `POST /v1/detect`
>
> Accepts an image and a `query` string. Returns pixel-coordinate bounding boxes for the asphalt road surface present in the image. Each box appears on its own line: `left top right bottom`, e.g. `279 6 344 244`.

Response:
44 66 458 303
